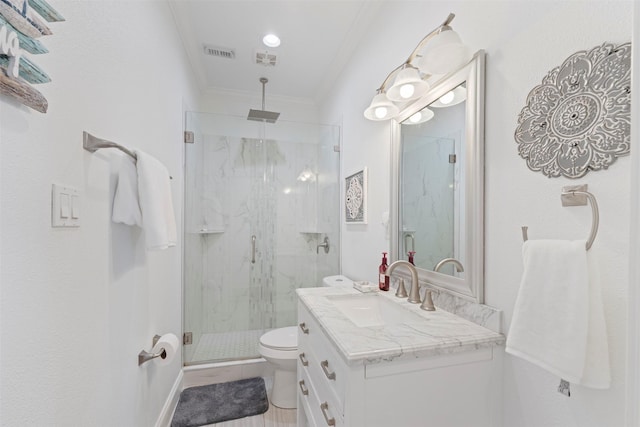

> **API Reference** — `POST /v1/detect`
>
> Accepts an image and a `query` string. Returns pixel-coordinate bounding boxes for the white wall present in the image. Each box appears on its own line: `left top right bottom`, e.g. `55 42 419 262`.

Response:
199 88 319 124
320 1 632 426
0 1 198 425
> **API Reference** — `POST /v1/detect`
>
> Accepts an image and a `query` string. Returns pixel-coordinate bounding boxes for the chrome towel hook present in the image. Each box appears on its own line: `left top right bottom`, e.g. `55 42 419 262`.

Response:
521 184 599 250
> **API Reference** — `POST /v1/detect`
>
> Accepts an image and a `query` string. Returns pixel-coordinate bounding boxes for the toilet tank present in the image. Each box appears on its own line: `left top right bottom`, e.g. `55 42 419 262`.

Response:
322 275 353 288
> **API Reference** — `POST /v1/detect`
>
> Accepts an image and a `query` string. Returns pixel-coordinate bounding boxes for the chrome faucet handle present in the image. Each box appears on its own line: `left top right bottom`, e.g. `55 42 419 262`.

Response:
407 279 421 303
395 278 408 298
420 289 436 311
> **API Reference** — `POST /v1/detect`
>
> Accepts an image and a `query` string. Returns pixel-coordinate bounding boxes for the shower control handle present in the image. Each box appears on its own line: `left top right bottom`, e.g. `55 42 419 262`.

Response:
317 236 330 254
251 235 256 264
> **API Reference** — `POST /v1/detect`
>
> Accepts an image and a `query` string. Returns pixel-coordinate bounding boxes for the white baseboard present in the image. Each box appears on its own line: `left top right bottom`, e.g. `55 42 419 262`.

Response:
155 370 184 427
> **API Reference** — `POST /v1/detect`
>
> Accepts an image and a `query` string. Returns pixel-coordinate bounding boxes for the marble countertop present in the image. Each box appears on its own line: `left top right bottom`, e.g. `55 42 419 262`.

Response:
297 287 505 366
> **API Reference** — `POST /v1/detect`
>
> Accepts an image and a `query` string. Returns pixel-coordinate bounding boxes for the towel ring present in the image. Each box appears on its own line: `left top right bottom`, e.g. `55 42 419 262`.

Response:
521 184 599 250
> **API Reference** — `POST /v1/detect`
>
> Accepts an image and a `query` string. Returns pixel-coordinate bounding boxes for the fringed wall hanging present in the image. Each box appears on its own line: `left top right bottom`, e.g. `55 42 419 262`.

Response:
0 0 64 113
514 42 631 178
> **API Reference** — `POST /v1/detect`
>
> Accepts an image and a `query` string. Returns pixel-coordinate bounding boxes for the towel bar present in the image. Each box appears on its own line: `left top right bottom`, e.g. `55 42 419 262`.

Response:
521 184 599 250
83 131 137 160
83 131 173 179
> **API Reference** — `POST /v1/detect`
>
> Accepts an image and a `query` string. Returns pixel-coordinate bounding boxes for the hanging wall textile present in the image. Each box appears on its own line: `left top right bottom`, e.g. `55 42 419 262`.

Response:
0 0 64 113
514 42 631 179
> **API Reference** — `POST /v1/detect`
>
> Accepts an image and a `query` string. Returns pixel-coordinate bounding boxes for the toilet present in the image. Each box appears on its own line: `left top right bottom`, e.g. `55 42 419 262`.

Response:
258 275 353 408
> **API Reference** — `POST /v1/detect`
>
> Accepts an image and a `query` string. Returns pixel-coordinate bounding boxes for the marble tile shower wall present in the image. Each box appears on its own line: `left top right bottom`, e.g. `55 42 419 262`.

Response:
188 135 328 334
403 138 455 270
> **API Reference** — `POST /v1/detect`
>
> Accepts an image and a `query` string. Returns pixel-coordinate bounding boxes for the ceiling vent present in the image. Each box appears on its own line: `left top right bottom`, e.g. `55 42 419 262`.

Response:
254 49 277 67
203 44 236 59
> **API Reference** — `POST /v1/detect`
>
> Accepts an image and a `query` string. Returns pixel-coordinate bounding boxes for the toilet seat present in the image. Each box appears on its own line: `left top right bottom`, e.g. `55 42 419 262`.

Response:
259 326 297 351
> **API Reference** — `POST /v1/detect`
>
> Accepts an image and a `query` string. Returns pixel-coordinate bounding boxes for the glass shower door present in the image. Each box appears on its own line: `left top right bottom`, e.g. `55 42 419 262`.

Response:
183 112 340 365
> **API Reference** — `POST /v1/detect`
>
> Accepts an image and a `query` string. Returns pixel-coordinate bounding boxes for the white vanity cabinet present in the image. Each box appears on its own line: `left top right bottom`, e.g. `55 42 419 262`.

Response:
296 299 503 427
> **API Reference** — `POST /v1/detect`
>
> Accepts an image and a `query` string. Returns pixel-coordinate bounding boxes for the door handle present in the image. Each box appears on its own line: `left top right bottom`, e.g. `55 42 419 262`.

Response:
251 235 256 264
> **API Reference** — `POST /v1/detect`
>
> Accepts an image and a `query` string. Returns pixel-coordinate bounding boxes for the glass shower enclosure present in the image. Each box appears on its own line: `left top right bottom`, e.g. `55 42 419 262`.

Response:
183 112 340 365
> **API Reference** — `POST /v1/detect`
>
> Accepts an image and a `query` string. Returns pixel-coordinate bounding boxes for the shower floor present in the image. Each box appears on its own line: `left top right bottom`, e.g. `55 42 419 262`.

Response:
192 329 268 363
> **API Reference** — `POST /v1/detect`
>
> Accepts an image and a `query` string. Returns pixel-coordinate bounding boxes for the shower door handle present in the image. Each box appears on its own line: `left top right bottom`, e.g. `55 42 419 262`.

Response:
404 233 415 253
251 235 256 264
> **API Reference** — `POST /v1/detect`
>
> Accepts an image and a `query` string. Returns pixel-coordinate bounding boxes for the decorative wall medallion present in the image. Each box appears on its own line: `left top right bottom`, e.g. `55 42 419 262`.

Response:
345 167 367 224
514 42 631 178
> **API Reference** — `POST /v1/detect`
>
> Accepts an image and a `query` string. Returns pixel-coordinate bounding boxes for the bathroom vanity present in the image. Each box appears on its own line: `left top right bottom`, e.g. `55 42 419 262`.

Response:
296 287 504 427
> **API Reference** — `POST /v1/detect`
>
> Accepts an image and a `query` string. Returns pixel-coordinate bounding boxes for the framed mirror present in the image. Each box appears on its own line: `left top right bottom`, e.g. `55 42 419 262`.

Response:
390 50 485 302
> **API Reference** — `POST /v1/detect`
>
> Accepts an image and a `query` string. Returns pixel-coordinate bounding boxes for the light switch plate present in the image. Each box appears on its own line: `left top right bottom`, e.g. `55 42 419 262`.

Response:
52 184 80 227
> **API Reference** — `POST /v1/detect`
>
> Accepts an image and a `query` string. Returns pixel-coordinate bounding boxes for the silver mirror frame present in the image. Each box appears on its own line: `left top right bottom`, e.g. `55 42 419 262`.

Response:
390 50 485 303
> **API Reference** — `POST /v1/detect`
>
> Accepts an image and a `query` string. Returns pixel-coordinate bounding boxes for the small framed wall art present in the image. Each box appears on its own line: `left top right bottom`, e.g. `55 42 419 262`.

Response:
345 167 367 224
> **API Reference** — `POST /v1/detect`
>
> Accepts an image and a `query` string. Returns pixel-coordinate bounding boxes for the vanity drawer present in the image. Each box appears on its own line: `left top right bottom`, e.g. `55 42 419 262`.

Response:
299 360 344 427
297 360 318 427
298 302 347 414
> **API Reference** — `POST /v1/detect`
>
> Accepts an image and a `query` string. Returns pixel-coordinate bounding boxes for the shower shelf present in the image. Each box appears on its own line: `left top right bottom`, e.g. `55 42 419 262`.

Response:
188 227 225 234
299 230 325 234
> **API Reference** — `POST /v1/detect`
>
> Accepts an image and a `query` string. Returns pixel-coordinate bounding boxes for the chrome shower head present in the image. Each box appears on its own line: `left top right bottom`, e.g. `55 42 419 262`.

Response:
247 77 280 123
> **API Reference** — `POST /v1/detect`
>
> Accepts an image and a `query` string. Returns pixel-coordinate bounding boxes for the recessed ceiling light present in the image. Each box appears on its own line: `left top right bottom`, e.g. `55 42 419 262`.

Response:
263 34 281 48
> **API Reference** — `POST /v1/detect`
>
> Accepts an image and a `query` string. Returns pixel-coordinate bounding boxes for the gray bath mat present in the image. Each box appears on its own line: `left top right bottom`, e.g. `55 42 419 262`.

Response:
171 377 269 427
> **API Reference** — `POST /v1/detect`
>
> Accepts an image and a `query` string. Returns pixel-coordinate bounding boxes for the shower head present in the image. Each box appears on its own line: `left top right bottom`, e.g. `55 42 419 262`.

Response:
247 108 280 123
247 77 280 123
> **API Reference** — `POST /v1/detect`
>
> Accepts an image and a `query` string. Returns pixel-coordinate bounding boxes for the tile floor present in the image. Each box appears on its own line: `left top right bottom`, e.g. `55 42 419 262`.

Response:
186 331 295 426
205 405 296 427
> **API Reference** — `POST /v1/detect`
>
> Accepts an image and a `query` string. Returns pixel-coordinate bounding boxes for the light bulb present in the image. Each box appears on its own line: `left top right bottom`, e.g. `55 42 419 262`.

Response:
375 106 388 119
439 91 455 105
399 84 415 99
409 112 422 123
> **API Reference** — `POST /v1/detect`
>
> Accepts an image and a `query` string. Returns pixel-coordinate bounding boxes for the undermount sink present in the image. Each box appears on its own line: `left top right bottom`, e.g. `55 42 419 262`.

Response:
327 293 426 327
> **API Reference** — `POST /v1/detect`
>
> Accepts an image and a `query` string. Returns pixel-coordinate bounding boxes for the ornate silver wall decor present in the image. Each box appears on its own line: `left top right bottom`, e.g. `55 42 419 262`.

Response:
515 42 631 178
345 168 367 223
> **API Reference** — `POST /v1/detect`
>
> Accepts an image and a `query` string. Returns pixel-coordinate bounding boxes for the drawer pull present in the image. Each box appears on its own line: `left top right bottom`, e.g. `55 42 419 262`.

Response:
320 402 336 426
320 360 336 380
299 322 310 334
299 352 309 366
299 380 309 396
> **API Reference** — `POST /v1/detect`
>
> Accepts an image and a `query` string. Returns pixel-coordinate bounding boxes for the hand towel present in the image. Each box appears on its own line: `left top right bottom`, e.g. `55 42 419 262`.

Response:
112 155 142 227
505 240 610 389
134 150 177 250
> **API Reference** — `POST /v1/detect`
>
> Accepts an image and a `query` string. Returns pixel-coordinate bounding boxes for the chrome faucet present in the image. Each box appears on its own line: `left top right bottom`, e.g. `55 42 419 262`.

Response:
385 260 421 304
434 258 464 274
316 236 330 254
420 258 465 311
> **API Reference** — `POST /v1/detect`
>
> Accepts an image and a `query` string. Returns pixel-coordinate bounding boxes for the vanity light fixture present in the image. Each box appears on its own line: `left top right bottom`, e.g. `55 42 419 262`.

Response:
386 65 430 102
263 33 281 48
364 13 471 121
363 91 400 121
430 86 467 108
406 108 435 125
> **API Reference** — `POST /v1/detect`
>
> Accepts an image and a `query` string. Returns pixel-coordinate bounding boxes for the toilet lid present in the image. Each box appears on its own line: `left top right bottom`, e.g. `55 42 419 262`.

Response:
260 326 297 350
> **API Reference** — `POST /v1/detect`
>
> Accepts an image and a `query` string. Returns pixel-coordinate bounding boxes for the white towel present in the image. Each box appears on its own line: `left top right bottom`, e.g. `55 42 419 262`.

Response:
505 240 610 389
134 150 177 250
112 155 142 227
